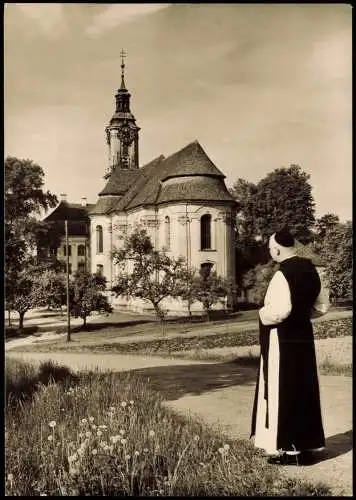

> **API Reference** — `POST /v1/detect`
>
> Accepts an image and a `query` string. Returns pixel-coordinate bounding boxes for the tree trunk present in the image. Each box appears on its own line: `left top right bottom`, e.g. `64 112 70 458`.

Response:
19 311 25 333
83 315 87 328
8 309 11 327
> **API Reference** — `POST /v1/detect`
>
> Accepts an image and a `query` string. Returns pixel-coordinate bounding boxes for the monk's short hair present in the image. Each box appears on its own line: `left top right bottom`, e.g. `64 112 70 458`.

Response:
274 229 295 248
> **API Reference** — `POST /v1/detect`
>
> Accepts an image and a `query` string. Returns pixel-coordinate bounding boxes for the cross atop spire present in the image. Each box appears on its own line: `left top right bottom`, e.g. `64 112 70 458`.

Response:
120 49 127 90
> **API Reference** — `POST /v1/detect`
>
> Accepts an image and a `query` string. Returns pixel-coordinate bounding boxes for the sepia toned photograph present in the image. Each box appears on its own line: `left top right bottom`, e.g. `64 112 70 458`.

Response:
4 3 352 496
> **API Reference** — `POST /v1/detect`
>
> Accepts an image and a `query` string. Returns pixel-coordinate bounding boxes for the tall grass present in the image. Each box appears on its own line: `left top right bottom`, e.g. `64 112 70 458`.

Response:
5 358 330 496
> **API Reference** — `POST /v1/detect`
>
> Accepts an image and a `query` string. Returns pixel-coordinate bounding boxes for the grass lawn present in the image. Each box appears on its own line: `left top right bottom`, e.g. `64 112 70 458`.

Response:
10 310 352 355
5 358 330 496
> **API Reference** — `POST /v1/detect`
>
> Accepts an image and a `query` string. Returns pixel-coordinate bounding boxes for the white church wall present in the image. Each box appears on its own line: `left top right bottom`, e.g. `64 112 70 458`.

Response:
90 214 113 287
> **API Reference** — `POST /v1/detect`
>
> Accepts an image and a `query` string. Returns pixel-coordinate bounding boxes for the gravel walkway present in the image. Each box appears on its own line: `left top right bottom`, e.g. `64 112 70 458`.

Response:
6 350 352 496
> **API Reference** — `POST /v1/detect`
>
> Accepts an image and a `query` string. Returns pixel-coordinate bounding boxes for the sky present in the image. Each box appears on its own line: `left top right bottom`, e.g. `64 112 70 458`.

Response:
4 3 352 221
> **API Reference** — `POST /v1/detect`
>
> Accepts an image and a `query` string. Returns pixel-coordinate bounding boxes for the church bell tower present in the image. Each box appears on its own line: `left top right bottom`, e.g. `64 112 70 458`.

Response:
105 50 140 177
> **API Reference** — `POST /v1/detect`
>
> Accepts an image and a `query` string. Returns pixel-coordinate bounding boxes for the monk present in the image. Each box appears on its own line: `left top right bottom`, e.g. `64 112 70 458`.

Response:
250 229 329 465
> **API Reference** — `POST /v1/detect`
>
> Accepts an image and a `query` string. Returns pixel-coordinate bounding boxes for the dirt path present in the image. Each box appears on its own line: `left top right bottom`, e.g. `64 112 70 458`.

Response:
6 350 352 496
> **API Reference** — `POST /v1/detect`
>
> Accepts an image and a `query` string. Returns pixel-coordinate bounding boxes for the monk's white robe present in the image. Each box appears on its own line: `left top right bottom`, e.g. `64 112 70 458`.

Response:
254 267 330 455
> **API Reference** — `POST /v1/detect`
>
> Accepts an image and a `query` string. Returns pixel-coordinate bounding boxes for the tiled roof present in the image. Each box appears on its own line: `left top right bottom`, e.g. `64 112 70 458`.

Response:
44 201 94 222
43 201 93 236
124 141 232 211
157 176 235 205
89 196 120 216
94 141 235 215
99 169 140 196
111 155 166 213
160 140 225 181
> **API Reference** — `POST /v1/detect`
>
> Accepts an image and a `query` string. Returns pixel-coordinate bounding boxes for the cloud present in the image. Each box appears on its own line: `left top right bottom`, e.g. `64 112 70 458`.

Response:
85 3 170 36
11 3 66 38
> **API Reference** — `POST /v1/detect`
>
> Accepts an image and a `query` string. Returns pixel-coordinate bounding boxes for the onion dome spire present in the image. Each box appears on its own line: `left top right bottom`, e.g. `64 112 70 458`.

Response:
120 49 127 90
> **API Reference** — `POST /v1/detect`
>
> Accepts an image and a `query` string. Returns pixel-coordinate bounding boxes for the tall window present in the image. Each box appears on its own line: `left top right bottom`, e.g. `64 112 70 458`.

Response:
68 263 72 275
200 214 212 250
63 245 72 257
96 264 104 277
78 262 86 273
164 216 171 250
78 244 85 257
96 225 103 254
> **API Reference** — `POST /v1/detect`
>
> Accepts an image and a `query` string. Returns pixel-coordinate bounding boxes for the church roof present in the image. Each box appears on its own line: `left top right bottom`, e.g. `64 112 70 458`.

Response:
157 176 235 205
112 155 166 212
99 169 140 196
160 140 226 181
93 141 236 215
89 196 121 216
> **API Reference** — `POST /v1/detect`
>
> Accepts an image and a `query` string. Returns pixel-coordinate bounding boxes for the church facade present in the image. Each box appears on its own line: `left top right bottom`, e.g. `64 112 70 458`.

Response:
89 54 237 314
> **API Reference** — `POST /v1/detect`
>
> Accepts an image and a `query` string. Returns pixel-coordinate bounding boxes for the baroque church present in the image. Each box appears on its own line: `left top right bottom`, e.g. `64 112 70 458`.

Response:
44 53 237 314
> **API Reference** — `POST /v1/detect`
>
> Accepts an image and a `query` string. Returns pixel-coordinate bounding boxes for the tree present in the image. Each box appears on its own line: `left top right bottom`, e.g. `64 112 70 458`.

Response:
230 165 316 246
192 267 235 321
5 156 58 322
242 261 278 306
112 227 190 322
31 269 67 311
254 165 315 243
317 221 352 301
6 267 37 332
70 272 113 327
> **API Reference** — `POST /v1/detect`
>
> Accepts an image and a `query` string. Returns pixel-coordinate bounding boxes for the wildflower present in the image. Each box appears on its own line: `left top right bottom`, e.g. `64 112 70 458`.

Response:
78 448 85 457
121 438 127 445
193 435 200 442
69 467 79 477
119 429 125 435
40 494 47 496
223 444 230 451
218 447 225 455
97 430 103 437
78 432 84 439
99 441 108 448
48 435 53 442
91 424 97 430
143 448 149 453
80 418 88 425
48 421 56 428
121 401 127 408
108 445 114 453
68 453 78 463
7 473 13 482
85 431 92 438
129 400 134 405
125 454 131 460
109 406 116 412
89 416 95 423
92 449 98 455
98 425 108 430
148 430 155 437
110 435 120 444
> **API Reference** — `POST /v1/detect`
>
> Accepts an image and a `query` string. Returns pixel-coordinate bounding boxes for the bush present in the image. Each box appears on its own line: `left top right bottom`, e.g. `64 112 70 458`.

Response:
5 359 330 496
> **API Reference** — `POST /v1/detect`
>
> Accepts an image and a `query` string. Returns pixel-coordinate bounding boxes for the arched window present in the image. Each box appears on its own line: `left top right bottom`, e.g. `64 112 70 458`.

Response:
164 216 171 250
200 262 214 277
96 264 104 277
200 214 212 250
77 244 85 257
96 225 103 254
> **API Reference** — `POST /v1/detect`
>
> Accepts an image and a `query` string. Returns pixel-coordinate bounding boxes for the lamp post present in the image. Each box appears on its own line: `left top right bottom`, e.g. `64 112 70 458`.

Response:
65 220 71 341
